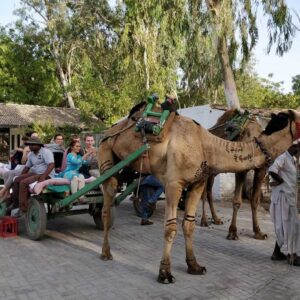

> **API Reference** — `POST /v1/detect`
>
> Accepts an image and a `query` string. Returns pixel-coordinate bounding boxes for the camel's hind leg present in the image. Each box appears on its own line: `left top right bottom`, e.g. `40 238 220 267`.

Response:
200 186 209 227
98 142 118 261
251 168 267 240
227 171 247 240
201 176 223 226
183 182 207 275
158 181 182 284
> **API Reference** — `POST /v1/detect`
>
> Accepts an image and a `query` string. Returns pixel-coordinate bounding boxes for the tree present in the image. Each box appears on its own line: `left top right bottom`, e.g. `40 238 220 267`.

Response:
186 0 295 109
2 0 297 123
0 26 61 105
237 72 298 109
292 74 300 95
115 1 186 95
18 0 86 108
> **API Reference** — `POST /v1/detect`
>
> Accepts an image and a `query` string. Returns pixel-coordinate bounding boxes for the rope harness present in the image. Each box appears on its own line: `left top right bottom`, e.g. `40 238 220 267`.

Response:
253 120 300 168
253 137 273 167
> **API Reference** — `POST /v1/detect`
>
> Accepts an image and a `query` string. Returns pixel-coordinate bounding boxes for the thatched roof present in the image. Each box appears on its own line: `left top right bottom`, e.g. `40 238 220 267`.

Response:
0 103 100 129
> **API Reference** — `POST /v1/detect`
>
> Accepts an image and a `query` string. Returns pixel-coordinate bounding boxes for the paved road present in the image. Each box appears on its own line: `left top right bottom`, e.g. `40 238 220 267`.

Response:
0 199 300 300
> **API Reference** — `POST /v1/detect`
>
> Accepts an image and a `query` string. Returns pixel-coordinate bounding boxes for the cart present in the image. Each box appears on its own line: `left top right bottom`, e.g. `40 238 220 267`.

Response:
0 145 148 240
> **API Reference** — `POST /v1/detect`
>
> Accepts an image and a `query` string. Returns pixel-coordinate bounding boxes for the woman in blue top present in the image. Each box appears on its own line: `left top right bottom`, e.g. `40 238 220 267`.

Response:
57 140 90 195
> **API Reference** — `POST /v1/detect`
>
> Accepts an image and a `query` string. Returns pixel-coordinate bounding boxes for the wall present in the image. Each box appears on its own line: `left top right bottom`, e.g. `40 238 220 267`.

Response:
9 128 24 152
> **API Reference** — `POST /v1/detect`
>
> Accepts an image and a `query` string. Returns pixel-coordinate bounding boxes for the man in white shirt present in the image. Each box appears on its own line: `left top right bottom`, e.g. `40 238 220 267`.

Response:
11 137 54 216
269 143 300 266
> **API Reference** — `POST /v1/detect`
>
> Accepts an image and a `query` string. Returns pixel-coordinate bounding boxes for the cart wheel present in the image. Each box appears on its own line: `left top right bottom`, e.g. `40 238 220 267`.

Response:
132 194 156 218
93 204 115 230
25 198 47 240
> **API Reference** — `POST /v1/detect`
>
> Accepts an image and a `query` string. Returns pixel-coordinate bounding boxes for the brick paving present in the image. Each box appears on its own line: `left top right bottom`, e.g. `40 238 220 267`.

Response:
0 199 300 300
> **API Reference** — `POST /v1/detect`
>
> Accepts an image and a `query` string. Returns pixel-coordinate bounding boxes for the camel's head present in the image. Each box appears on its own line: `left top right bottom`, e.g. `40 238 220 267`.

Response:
127 101 147 120
263 109 300 140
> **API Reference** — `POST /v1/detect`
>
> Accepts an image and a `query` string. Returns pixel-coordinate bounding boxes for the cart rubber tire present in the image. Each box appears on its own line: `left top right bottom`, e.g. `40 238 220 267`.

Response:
93 205 115 230
132 195 156 218
25 198 47 241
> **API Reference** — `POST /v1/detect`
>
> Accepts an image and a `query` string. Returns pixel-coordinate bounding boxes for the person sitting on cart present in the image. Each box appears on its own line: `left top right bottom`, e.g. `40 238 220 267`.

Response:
60 135 83 172
11 137 55 217
56 140 90 197
139 175 164 225
81 134 99 178
0 136 31 201
45 133 65 173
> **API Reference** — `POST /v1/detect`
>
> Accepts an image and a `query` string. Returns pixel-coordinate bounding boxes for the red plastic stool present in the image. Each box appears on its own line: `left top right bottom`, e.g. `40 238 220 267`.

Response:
0 217 18 238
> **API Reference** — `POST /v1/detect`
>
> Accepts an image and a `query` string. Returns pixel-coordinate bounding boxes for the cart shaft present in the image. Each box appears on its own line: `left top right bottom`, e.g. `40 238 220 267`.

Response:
57 144 149 208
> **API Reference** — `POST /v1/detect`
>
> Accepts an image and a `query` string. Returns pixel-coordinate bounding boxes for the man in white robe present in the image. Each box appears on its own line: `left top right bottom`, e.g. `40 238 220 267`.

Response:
269 144 300 266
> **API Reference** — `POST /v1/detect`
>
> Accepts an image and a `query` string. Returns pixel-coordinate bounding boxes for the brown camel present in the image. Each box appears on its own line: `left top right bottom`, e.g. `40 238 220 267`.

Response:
98 105 300 283
200 110 269 240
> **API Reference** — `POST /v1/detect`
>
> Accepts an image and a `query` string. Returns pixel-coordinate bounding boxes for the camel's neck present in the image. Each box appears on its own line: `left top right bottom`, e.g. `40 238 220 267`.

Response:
202 125 294 174
202 132 264 173
259 129 293 160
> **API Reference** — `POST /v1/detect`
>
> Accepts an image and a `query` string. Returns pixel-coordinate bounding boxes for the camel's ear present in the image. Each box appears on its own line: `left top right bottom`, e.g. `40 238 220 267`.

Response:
288 109 295 121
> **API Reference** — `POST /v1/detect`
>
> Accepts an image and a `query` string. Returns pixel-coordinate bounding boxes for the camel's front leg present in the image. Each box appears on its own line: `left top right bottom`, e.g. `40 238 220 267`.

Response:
251 168 268 240
227 171 246 240
100 177 118 260
183 182 207 275
98 141 118 260
158 181 182 284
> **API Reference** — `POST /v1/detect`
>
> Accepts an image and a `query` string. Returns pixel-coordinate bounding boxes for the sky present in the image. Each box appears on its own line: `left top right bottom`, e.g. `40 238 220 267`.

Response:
0 0 299 94
254 0 300 93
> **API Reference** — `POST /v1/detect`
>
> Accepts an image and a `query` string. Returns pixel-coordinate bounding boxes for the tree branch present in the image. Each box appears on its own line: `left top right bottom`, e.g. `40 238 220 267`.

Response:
23 0 48 24
292 9 300 31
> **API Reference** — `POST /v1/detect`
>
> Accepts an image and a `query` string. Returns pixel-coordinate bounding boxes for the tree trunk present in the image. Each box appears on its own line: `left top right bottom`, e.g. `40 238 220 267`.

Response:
65 91 75 109
56 58 75 109
218 37 240 110
205 0 241 110
144 48 150 91
59 69 75 109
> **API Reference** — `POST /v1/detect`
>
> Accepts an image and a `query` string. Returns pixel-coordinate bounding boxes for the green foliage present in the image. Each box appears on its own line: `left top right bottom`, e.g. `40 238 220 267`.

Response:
26 121 82 144
0 26 62 105
292 75 300 96
0 0 298 124
262 0 295 55
236 69 299 109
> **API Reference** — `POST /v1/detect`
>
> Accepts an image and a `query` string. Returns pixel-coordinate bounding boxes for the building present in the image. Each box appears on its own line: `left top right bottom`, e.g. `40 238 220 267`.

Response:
0 103 101 161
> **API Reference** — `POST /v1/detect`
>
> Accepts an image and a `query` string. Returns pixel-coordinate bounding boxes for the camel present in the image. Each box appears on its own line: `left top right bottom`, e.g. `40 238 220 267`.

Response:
98 104 300 283
200 109 269 240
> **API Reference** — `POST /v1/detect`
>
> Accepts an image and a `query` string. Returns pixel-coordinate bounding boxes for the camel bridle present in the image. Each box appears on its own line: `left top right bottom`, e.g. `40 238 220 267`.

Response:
254 118 300 167
253 137 273 167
